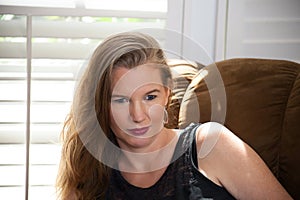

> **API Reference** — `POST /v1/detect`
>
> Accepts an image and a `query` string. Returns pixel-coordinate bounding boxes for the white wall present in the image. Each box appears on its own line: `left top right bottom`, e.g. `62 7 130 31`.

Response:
166 0 218 65
181 0 218 64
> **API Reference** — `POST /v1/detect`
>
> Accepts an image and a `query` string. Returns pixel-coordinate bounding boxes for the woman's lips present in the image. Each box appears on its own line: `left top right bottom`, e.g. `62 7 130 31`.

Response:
127 126 150 136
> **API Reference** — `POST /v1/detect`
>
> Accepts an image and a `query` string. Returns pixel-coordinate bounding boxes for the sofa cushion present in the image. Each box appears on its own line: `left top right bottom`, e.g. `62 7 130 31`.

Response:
178 58 300 199
280 71 300 197
165 59 203 129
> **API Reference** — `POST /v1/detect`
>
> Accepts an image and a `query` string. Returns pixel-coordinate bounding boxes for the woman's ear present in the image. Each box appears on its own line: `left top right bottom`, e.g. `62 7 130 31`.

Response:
164 88 171 106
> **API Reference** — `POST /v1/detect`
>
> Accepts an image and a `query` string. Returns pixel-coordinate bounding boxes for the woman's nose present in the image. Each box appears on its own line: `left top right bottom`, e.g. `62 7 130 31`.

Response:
129 101 147 123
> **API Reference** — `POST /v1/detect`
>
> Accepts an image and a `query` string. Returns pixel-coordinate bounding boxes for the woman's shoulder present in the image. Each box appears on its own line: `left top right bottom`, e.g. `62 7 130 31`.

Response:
193 121 254 160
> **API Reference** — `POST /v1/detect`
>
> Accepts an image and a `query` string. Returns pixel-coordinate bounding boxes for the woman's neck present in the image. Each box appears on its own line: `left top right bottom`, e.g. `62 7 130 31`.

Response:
118 128 179 173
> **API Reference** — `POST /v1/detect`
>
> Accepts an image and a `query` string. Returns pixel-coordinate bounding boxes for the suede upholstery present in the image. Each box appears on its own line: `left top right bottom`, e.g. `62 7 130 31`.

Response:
166 58 300 199
165 59 203 129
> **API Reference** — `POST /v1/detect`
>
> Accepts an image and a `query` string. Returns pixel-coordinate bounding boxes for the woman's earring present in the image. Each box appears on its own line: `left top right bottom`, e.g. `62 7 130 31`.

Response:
163 108 169 124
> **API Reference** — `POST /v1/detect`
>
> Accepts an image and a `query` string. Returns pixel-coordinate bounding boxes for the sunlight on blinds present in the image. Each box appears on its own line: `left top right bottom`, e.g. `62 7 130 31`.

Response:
0 0 167 12
0 1 167 198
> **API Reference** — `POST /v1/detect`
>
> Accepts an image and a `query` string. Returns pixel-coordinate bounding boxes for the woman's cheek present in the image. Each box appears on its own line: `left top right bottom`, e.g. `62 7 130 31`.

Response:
110 104 130 131
147 104 165 136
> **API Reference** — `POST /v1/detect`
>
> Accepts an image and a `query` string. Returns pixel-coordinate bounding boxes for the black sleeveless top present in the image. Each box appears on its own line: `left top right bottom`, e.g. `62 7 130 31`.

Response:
105 123 235 200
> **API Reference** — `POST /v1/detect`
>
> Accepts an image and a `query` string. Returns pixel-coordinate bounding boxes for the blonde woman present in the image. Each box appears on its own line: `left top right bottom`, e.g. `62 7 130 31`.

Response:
56 32 291 199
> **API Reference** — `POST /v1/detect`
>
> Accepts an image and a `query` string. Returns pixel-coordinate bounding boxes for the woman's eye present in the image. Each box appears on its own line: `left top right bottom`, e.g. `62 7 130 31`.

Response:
112 98 129 104
145 95 157 101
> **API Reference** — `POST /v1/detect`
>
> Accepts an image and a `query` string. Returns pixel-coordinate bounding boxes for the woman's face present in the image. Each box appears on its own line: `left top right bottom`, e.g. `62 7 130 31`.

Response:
109 64 170 151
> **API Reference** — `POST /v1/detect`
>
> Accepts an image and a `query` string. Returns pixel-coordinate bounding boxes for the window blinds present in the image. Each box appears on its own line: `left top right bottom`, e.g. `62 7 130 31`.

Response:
0 2 167 199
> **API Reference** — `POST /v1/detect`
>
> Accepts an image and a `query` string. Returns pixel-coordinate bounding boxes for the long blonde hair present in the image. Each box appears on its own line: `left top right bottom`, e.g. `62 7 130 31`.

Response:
56 32 172 199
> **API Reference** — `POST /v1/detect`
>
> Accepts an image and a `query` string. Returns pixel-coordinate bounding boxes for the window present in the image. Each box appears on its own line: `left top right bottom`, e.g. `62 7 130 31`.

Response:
0 1 167 199
224 0 300 63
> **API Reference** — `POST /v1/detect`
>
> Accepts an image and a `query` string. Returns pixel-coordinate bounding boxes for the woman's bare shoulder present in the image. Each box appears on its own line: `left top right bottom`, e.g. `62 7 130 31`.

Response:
195 122 292 199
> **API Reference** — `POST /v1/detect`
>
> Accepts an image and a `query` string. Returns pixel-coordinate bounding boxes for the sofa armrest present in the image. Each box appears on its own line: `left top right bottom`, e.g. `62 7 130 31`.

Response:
178 58 300 199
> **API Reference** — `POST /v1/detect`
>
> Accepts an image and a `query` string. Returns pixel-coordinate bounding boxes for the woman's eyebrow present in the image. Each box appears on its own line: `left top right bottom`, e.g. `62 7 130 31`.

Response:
111 89 160 98
111 94 128 98
146 89 160 94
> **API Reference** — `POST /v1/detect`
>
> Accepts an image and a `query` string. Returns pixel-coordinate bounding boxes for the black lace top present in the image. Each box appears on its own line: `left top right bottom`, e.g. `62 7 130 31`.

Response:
105 123 236 200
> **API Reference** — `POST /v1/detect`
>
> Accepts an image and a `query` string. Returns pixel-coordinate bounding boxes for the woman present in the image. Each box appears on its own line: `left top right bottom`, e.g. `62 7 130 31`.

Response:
56 32 292 199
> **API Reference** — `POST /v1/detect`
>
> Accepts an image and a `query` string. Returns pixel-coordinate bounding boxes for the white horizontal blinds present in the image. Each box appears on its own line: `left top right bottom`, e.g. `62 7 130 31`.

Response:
0 14 27 199
29 17 85 199
226 0 300 63
30 15 166 199
0 1 167 199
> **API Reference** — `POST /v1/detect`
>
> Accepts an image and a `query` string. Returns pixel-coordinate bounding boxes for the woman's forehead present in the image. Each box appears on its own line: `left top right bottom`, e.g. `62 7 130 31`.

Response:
111 64 165 95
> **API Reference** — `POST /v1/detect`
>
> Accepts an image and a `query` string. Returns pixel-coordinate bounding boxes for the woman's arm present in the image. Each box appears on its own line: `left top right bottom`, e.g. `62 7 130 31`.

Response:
196 122 292 200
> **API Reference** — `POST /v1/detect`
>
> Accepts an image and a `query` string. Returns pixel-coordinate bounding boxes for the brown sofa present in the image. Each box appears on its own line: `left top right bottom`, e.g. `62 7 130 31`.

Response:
166 58 300 199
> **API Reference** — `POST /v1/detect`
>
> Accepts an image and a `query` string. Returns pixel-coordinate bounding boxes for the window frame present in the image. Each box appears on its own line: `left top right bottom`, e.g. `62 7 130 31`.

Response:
0 3 167 200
